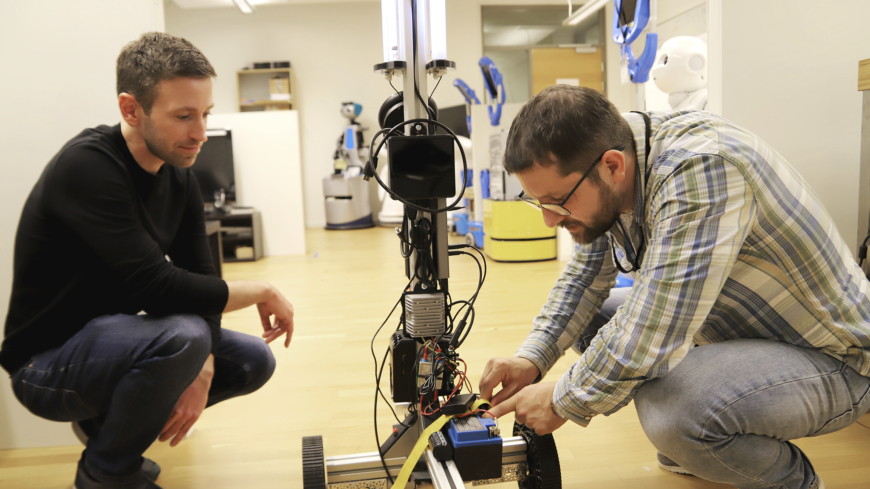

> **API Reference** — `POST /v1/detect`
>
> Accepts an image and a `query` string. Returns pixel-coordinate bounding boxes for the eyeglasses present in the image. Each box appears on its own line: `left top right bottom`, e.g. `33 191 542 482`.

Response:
518 146 625 216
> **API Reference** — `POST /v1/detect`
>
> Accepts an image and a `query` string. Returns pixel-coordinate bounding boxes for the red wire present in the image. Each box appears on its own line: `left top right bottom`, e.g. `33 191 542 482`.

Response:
419 355 472 416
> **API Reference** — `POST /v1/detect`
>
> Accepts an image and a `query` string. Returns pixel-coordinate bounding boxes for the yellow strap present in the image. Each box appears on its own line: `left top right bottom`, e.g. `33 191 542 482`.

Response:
390 399 490 489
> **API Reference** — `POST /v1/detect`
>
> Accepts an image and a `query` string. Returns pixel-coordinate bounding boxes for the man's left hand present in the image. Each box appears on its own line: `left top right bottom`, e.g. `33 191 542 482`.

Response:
487 382 567 435
159 354 214 447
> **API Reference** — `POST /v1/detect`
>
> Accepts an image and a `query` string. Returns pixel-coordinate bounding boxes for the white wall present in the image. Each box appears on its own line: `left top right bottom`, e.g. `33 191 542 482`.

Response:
208 112 307 256
165 0 573 229
0 0 165 450
710 0 870 251
165 1 385 229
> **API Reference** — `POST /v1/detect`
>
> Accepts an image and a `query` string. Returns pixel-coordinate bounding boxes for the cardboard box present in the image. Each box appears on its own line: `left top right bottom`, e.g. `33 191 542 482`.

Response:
269 77 289 94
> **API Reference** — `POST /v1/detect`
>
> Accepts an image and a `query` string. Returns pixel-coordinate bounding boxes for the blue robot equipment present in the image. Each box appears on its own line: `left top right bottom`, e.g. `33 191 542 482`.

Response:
612 0 658 84
452 78 479 134
478 56 505 126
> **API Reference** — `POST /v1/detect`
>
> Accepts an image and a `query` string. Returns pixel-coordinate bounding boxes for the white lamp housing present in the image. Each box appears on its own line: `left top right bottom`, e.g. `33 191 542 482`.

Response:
381 0 402 62
428 0 447 61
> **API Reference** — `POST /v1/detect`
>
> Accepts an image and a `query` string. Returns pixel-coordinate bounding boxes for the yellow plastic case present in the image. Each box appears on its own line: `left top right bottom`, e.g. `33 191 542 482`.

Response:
483 199 556 262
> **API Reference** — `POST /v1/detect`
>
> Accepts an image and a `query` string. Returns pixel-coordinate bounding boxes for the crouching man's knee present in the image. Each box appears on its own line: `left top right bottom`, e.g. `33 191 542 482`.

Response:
150 314 212 376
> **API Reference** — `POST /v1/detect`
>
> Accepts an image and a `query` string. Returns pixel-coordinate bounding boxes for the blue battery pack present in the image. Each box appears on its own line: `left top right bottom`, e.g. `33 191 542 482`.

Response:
445 416 502 480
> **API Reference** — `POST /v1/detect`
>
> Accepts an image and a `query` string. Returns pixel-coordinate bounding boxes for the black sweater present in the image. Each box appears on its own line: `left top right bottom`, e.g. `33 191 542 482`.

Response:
1 124 229 374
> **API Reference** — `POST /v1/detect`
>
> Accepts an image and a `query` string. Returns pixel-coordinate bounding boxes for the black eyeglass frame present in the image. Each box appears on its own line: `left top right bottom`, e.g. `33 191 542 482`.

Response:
518 145 626 217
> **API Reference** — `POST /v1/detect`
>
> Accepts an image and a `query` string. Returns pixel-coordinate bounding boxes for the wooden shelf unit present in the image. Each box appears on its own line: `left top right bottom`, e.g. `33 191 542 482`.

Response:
237 67 295 112
204 209 263 263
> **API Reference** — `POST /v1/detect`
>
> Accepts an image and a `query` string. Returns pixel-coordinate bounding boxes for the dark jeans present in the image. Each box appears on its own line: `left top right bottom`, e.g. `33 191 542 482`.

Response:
10 313 276 476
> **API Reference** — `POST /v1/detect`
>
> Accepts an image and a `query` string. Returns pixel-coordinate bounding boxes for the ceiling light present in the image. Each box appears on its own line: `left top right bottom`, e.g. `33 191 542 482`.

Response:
562 0 608 26
232 0 254 14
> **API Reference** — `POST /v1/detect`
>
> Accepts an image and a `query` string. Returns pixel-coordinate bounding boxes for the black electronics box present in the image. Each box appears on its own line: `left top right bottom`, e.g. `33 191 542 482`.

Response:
389 331 454 403
273 61 291 68
388 135 455 200
253 61 271 69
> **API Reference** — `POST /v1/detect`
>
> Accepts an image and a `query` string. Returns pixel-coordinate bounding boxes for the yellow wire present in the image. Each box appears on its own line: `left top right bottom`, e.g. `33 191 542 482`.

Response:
390 399 491 489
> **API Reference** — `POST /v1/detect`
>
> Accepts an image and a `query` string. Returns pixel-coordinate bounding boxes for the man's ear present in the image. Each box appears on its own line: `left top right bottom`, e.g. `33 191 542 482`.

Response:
602 149 627 184
118 93 143 127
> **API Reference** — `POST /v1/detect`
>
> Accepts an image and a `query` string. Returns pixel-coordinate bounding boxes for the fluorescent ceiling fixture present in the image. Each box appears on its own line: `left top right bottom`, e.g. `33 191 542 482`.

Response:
563 0 608 26
232 0 255 13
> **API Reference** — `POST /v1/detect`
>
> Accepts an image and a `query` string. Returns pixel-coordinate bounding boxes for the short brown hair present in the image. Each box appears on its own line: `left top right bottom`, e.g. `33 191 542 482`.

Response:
504 85 634 180
116 32 216 114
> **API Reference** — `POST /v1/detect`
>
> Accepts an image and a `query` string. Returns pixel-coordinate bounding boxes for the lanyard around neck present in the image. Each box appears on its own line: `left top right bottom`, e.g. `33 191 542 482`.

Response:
611 112 651 274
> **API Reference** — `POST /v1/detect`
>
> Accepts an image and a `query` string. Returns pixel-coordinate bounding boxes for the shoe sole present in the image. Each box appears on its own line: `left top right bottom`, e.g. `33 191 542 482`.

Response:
657 460 695 476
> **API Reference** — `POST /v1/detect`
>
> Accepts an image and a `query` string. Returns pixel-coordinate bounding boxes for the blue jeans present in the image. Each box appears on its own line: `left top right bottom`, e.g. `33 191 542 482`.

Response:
10 314 276 476
585 289 870 489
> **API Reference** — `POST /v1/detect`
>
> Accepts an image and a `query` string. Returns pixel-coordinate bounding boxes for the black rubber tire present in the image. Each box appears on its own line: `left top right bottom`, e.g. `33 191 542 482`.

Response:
513 422 562 489
302 435 327 489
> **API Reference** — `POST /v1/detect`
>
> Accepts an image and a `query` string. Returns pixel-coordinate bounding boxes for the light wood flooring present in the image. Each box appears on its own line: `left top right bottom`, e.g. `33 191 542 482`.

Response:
2 227 870 488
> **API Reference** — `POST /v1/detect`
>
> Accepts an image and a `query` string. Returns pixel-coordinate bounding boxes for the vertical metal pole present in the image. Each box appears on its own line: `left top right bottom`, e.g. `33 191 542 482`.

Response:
401 0 428 125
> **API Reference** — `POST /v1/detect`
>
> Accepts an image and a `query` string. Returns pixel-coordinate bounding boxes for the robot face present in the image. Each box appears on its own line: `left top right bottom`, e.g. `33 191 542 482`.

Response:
651 36 707 94
340 102 363 120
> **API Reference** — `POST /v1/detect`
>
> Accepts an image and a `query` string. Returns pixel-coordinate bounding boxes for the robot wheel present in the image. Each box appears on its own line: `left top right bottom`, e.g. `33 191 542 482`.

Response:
513 422 562 489
302 435 327 489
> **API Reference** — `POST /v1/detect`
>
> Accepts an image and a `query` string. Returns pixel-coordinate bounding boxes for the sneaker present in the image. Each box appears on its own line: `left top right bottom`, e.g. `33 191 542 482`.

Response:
74 457 162 489
656 452 694 476
72 422 161 482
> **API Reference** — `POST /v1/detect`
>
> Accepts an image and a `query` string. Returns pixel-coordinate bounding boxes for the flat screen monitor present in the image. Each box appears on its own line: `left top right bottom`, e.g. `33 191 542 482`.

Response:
192 129 236 204
435 104 470 139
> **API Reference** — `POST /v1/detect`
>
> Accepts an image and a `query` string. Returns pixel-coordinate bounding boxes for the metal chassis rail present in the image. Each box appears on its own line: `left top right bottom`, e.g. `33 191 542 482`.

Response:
324 436 528 488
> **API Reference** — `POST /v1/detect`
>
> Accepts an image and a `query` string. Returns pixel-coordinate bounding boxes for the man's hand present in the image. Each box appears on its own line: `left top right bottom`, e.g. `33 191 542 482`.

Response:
224 281 295 348
488 382 567 435
256 285 294 348
479 357 541 407
160 354 214 447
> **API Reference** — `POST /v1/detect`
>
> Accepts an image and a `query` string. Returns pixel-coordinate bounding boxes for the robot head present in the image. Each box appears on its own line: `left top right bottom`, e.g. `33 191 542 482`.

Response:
651 36 707 94
341 102 363 120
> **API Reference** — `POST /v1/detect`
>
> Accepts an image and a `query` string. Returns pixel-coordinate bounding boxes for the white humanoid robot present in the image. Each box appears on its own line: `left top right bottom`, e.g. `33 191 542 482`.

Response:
323 102 375 229
650 36 708 111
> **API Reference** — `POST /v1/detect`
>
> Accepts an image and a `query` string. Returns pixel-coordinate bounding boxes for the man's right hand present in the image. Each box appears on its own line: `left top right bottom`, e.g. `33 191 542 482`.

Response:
224 281 295 348
479 357 541 407
256 287 294 348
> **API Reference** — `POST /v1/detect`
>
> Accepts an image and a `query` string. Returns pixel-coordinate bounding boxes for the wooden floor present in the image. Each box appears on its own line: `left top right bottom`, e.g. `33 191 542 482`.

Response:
2 227 870 488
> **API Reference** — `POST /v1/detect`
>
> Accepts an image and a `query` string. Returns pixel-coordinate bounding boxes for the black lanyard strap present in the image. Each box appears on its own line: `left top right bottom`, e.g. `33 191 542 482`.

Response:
611 111 652 274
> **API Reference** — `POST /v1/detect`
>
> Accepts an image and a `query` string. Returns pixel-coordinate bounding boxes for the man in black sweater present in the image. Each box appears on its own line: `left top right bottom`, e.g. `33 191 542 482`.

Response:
1 33 294 489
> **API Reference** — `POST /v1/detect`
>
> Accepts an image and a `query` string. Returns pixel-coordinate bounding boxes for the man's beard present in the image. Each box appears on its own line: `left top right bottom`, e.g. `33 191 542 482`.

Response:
141 116 197 169
561 181 624 245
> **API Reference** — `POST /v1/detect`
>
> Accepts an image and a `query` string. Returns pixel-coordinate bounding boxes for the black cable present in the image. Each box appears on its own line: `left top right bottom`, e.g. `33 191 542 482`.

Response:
374 347 397 485
429 75 443 100
371 285 411 426
389 77 399 94
446 249 485 349
371 277 417 486
859 232 870 267
367 118 468 214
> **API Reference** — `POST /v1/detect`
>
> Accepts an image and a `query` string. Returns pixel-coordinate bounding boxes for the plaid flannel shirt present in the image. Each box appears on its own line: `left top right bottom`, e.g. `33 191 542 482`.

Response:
516 111 870 426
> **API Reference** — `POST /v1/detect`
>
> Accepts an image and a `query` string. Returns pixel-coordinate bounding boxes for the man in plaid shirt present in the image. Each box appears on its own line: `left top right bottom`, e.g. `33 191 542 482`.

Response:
480 85 870 489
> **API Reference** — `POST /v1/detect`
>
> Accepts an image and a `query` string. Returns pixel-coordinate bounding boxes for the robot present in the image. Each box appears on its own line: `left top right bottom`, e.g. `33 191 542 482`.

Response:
478 56 505 127
323 102 375 230
650 36 708 111
302 1 562 488
613 0 658 111
452 78 479 135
